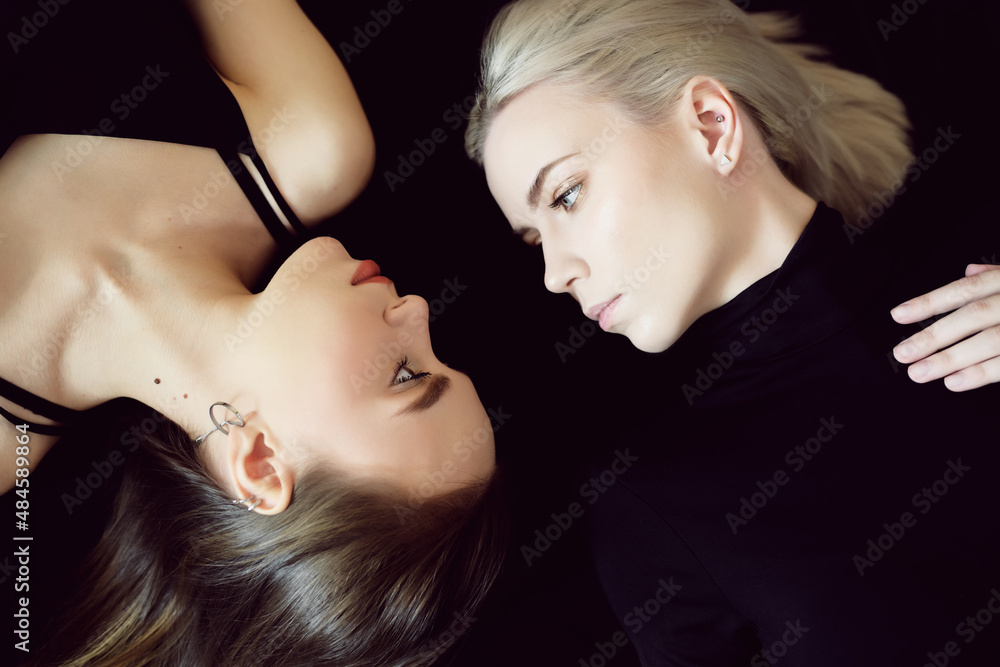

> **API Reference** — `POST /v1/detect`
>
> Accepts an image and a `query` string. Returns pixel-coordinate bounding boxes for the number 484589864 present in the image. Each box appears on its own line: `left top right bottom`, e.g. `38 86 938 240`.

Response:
15 425 30 528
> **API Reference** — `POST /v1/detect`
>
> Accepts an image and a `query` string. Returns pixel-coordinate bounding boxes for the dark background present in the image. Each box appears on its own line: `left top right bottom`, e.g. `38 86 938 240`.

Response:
1 0 995 664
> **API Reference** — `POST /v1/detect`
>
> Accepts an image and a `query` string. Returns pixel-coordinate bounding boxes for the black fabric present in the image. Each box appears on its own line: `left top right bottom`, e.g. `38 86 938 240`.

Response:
587 202 1000 665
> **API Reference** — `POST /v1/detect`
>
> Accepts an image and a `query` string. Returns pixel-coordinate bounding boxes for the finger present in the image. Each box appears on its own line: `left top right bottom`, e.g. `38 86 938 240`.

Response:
902 325 1000 383
965 263 1000 278
891 268 1000 324
943 356 1000 392
894 295 1000 363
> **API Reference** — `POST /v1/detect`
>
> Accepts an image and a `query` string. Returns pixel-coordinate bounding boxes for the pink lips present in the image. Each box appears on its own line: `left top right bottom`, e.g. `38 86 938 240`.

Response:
587 295 622 332
351 260 392 286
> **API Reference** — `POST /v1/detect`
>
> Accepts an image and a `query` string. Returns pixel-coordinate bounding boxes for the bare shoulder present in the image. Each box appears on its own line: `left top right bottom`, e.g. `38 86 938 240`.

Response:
186 0 376 225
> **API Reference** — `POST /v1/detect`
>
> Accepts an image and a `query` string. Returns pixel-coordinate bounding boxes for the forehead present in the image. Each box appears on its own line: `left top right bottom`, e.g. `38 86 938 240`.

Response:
483 85 620 207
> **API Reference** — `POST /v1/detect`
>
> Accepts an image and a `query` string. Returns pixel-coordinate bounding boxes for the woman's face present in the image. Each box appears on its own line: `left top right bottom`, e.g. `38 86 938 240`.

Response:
244 237 495 497
483 84 741 353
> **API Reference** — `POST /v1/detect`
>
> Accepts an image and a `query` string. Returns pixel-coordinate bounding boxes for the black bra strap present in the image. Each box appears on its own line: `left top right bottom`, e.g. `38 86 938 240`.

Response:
0 375 82 436
219 142 308 253
0 375 83 424
0 405 71 437
249 151 308 237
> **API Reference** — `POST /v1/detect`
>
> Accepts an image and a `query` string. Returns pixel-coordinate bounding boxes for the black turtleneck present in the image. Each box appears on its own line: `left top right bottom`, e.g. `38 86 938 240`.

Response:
586 202 1000 666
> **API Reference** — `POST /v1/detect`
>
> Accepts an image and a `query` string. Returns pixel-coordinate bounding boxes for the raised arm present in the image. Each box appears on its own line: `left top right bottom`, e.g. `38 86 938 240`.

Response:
891 264 1000 391
184 0 375 223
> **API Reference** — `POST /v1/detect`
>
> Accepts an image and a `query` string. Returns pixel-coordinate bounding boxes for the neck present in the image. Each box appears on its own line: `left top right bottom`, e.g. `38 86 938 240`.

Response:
60 243 266 440
713 159 818 308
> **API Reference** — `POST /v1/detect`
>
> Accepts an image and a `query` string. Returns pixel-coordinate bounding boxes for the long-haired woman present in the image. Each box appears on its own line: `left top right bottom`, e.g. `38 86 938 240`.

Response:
2 1 504 664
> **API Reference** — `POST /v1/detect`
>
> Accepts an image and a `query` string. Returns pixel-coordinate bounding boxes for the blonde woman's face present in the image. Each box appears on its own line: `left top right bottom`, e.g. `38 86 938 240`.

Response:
483 84 738 353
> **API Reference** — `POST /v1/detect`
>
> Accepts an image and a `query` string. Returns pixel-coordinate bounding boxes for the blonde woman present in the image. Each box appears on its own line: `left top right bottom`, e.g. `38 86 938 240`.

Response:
466 0 999 664
3 1 503 664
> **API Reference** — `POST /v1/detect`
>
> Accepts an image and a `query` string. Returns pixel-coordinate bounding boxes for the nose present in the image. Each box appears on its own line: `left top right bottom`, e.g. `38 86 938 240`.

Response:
385 295 430 329
542 239 589 295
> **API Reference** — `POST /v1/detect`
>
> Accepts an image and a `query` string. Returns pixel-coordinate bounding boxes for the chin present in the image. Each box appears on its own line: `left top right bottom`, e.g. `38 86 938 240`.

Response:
624 320 682 354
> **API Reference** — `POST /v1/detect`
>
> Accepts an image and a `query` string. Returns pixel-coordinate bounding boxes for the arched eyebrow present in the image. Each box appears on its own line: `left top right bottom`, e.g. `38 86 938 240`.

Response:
395 374 451 416
526 152 579 208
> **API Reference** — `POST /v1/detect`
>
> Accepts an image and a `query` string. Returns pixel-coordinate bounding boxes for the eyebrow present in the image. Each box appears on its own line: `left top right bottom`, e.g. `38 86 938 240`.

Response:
395 374 451 416
526 152 579 209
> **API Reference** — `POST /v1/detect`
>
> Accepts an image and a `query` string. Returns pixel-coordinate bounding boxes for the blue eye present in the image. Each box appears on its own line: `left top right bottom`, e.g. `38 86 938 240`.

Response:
551 182 582 211
393 357 431 385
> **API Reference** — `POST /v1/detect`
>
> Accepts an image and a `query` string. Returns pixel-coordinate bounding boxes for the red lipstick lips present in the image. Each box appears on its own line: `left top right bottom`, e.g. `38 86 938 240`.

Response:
351 260 392 286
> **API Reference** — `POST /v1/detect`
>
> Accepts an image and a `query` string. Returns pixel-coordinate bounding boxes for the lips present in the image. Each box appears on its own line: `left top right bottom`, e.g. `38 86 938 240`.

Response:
351 260 392 286
586 295 623 332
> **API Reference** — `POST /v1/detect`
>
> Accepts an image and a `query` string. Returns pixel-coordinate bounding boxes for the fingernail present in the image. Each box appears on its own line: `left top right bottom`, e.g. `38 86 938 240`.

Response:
945 373 966 390
909 361 928 379
891 304 910 320
895 342 915 359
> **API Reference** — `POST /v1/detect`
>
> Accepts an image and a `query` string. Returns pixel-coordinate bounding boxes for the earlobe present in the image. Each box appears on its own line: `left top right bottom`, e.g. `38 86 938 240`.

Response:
228 427 295 515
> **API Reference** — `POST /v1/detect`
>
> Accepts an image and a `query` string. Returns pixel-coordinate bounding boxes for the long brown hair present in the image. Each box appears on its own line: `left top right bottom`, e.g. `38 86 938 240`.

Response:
32 404 507 666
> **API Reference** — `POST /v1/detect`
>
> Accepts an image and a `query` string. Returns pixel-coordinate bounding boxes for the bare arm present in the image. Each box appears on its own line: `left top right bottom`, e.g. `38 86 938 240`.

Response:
184 0 375 224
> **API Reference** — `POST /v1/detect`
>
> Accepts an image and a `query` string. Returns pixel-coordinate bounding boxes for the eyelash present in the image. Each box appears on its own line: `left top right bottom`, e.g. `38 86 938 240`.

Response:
392 357 432 386
549 181 582 212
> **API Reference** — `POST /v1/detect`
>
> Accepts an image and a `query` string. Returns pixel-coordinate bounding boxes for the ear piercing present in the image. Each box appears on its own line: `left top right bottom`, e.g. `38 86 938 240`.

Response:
716 116 724 122
233 495 262 511
195 402 245 443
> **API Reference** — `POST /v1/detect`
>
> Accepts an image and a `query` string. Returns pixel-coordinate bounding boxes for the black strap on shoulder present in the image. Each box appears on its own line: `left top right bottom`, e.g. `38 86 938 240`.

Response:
249 150 309 238
218 140 309 253
0 375 83 436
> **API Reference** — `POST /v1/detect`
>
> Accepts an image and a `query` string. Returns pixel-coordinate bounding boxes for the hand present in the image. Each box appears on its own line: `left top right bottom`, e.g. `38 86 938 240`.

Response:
891 264 1000 391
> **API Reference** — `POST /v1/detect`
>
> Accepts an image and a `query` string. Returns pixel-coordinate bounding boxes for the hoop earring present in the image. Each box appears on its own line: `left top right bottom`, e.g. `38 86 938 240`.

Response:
233 495 262 512
195 402 245 443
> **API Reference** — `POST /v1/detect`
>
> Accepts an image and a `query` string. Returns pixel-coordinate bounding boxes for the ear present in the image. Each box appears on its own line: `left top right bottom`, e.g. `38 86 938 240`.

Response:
225 422 296 515
679 76 744 174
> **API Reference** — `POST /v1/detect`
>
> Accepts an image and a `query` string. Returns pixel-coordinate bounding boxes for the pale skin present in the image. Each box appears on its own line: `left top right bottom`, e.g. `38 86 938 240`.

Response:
483 78 1000 387
0 0 495 499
